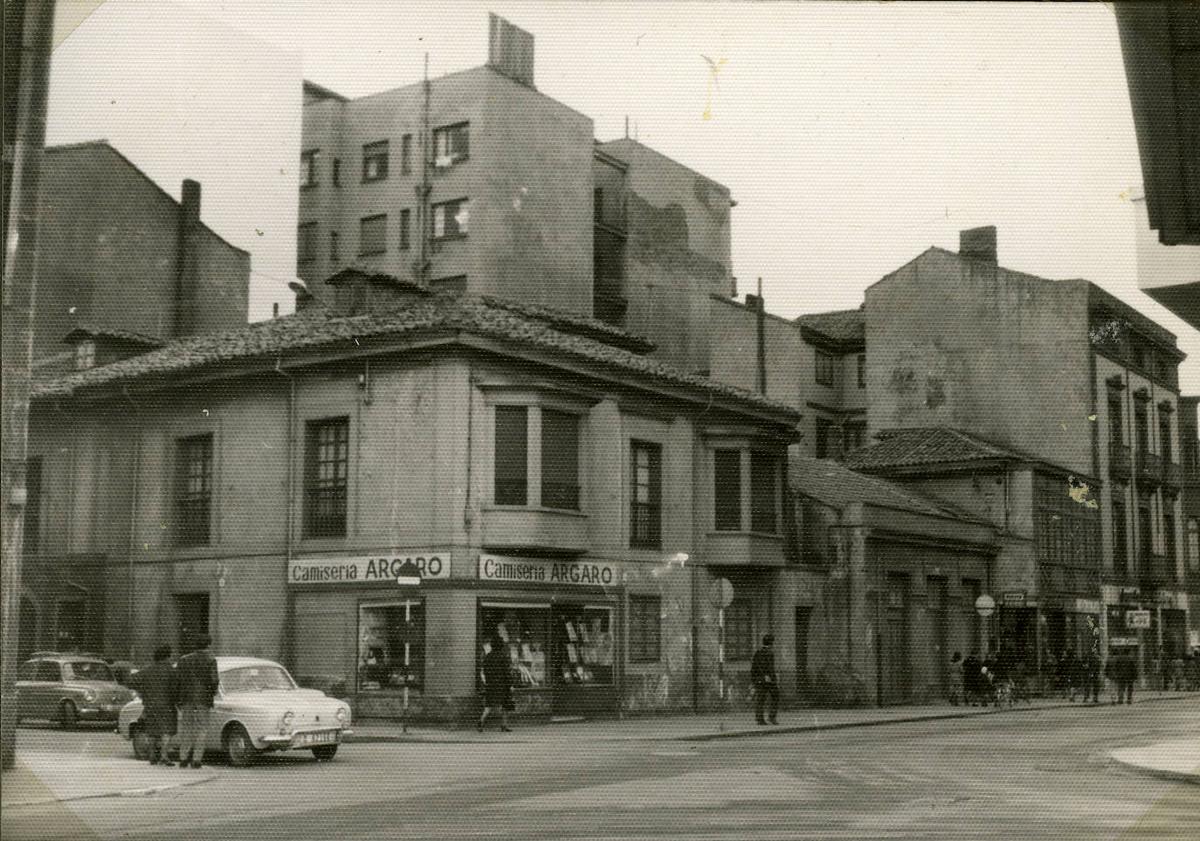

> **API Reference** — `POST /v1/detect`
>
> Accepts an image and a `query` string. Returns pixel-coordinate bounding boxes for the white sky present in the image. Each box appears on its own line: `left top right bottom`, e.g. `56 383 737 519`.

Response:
46 0 1199 391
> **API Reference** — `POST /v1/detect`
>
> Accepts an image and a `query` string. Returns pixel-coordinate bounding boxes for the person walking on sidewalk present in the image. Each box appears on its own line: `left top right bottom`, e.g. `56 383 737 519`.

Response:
751 635 779 725
130 646 178 767
478 636 513 733
175 633 219 769
948 652 964 706
1081 649 1101 705
1113 650 1137 705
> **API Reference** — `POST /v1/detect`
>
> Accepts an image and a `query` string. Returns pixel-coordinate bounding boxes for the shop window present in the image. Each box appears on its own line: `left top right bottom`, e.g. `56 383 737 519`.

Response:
541 410 580 510
433 122 469 167
724 598 753 661
713 450 742 531
494 406 528 505
554 605 614 685
750 452 778 534
362 140 389 182
628 595 661 663
74 340 96 371
300 149 318 188
357 600 425 691
479 603 549 690
630 441 661 548
400 133 412 175
432 198 469 240
815 351 834 386
304 417 349 538
1188 518 1199 571
399 208 411 251
359 214 387 256
857 354 866 389
23 456 41 553
1108 397 1124 446
175 433 213 546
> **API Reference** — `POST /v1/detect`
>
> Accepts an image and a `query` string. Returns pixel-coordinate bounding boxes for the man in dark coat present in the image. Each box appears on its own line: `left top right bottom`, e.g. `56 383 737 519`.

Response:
130 646 178 766
751 635 779 725
175 633 220 769
478 636 513 733
1113 650 1137 704
963 652 982 706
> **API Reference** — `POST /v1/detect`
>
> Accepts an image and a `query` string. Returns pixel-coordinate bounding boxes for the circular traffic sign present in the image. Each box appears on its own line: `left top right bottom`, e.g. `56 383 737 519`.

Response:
974 594 996 617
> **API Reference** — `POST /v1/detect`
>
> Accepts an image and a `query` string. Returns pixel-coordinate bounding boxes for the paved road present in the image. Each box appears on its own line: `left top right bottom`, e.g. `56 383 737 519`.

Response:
4 704 1197 840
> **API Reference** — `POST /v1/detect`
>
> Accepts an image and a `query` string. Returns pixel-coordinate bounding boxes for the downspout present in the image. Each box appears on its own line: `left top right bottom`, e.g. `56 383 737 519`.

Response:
275 358 297 670
124 387 141 662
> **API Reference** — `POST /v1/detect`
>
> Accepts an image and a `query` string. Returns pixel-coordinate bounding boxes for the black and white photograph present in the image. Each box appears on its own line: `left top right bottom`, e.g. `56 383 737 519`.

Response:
1 1 1198 839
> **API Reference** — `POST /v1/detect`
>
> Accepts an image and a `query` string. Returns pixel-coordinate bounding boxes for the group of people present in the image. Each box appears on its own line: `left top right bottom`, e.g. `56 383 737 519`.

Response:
129 634 220 767
948 650 1034 707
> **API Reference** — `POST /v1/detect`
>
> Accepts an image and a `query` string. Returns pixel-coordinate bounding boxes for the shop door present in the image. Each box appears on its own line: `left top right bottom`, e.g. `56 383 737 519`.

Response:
795 606 812 700
175 593 210 655
550 604 616 717
927 577 949 698
881 573 910 704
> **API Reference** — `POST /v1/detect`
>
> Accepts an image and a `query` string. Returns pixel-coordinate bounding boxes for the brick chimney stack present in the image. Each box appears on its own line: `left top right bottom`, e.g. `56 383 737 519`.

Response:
175 179 202 336
959 225 997 264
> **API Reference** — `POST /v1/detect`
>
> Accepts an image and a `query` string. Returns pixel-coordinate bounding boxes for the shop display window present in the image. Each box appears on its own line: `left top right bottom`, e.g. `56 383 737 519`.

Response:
479 603 550 690
357 600 425 692
553 605 614 686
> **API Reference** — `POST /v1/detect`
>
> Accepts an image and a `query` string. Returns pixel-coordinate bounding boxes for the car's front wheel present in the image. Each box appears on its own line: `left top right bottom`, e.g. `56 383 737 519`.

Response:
224 724 258 768
60 701 78 730
131 725 152 760
311 745 338 762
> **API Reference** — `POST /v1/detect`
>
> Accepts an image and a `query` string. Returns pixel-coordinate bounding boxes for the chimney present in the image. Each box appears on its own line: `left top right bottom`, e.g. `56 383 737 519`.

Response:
959 225 997 264
175 179 202 335
487 13 535 88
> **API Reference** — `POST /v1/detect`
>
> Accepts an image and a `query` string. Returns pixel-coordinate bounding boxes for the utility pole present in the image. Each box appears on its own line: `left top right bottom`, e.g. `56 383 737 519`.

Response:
2 0 56 771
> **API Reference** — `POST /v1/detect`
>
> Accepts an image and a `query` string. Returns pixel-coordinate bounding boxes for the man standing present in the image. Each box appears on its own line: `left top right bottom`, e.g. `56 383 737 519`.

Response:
1114 649 1137 705
751 635 779 726
1081 649 1102 705
175 633 219 769
129 646 178 766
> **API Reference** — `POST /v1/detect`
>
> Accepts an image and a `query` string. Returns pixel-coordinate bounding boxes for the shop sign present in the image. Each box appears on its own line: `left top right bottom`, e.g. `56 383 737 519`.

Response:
1072 599 1101 615
1119 587 1141 603
1002 591 1026 606
1108 637 1137 648
1125 610 1152 629
479 555 619 587
289 552 451 585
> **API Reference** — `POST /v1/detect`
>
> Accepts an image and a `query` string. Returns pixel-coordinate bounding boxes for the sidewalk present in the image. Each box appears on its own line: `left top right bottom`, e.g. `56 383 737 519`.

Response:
1110 738 1200 785
347 688 1200 744
2 755 216 809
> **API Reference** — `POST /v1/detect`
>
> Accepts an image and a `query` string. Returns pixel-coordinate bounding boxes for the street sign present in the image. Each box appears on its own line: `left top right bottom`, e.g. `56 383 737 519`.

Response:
1126 609 1151 629
1002 591 1026 606
974 594 996 618
395 560 422 587
709 577 734 609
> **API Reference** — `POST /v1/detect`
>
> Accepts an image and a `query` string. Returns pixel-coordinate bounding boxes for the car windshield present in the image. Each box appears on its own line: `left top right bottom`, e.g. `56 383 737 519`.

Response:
220 666 295 693
64 662 114 682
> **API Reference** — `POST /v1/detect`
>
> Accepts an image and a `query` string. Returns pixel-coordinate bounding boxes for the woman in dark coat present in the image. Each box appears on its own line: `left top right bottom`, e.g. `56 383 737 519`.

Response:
478 636 514 733
130 646 178 766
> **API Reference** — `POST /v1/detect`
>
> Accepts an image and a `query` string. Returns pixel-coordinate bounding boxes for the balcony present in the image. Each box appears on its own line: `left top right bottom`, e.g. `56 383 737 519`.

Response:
1163 460 1183 489
1108 443 1132 479
1135 451 1162 486
1139 552 1176 590
705 531 787 568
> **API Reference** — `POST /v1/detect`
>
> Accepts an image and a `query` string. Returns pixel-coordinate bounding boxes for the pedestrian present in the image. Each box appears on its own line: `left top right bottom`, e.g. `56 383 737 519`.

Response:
1081 650 1101 704
1114 649 1137 705
963 651 982 706
478 636 513 733
751 634 779 725
1060 649 1078 702
948 652 964 706
175 633 219 769
129 646 178 766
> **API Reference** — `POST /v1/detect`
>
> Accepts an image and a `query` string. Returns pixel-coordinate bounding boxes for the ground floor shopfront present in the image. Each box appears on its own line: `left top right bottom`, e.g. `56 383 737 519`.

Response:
1101 585 1194 688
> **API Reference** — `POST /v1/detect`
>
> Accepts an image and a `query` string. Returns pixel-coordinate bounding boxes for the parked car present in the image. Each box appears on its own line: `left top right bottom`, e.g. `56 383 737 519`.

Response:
15 653 137 728
118 656 353 766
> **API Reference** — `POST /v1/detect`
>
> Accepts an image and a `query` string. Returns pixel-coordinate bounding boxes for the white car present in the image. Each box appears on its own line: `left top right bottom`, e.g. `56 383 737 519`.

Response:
118 656 352 766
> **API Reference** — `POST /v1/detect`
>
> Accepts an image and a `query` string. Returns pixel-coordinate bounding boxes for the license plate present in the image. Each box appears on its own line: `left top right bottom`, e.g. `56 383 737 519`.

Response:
294 731 337 747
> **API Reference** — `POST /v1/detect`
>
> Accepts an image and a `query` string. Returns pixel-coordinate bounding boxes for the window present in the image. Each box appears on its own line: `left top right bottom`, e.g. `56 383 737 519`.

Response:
479 603 549 690
628 595 661 662
815 418 836 459
37 662 61 682
23 457 41 553
1188 518 1199 571
815 351 834 386
297 222 317 264
723 598 753 661
1112 495 1127 577
399 208 411 251
432 198 469 239
300 149 318 187
630 441 662 548
362 140 389 182
1164 507 1176 565
400 134 412 175
1134 405 1149 453
1108 397 1124 446
843 421 867 454
541 410 580 510
857 354 866 389
73 340 95 371
494 406 528 505
332 158 341 187
176 434 213 546
304 417 349 538
359 214 387 255
358 600 425 692
329 230 341 263
555 606 614 685
433 122 469 167
1160 415 1173 462
750 452 779 534
713 450 742 531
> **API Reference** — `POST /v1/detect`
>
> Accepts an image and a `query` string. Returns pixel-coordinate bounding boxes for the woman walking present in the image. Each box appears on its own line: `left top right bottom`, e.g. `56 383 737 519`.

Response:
478 636 514 733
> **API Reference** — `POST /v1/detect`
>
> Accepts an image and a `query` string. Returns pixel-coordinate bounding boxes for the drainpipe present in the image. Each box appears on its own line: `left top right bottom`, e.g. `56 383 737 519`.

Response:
275 358 297 669
124 388 141 662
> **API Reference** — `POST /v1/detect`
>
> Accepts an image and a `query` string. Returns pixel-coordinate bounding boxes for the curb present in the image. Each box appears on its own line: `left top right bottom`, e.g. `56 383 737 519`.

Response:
1109 755 1200 786
2 773 217 809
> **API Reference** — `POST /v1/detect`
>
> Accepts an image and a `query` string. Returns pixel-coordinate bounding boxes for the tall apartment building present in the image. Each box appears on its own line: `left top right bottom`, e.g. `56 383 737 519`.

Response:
295 16 733 375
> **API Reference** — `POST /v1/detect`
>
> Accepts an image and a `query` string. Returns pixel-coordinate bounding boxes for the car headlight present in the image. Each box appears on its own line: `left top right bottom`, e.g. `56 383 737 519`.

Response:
336 706 348 723
82 689 96 702
280 711 295 733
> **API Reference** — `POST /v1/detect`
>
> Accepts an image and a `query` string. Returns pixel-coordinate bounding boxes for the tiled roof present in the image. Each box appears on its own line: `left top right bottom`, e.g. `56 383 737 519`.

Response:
790 455 980 521
795 308 866 345
843 427 1033 471
61 323 164 347
33 296 797 418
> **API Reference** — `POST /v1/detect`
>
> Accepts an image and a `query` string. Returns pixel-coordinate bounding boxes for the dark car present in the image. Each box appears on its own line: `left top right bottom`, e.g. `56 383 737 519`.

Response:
16 653 136 728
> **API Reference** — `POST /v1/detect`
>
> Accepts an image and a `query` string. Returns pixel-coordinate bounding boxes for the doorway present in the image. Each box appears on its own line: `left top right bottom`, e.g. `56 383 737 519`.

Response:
795 606 812 701
881 573 910 704
175 593 210 655
927 577 948 699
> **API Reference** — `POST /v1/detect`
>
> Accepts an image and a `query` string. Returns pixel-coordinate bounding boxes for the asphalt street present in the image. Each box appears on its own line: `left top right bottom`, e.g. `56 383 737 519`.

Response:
3 703 1197 841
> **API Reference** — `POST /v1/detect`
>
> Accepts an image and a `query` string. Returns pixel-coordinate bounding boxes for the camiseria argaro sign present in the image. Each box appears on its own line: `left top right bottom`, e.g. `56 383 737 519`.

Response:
289 552 451 585
478 554 620 587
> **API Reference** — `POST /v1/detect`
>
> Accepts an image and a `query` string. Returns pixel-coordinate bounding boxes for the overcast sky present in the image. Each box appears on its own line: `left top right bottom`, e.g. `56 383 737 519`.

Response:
47 0 1198 390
